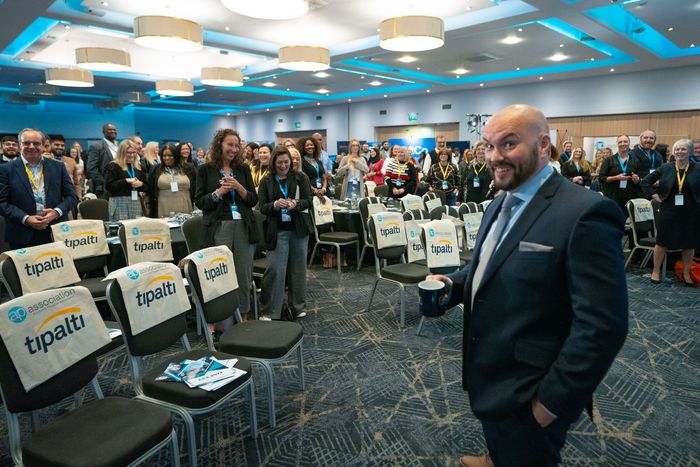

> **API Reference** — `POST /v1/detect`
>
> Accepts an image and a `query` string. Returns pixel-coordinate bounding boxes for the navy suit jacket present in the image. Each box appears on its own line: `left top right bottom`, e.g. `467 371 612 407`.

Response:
86 140 114 195
447 172 628 422
0 157 78 247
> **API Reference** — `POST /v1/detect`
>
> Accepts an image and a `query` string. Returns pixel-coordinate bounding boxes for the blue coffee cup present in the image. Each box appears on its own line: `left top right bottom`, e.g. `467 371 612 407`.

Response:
418 280 448 317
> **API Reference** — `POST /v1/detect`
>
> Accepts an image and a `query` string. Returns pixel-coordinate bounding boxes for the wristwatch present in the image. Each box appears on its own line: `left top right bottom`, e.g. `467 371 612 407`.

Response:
211 191 222 202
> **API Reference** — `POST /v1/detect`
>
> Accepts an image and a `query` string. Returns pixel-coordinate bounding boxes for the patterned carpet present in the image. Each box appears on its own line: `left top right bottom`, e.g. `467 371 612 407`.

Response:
0 264 698 466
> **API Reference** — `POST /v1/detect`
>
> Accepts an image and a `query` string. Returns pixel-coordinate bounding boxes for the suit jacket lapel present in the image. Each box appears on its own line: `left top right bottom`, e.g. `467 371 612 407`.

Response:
477 173 562 292
14 159 35 200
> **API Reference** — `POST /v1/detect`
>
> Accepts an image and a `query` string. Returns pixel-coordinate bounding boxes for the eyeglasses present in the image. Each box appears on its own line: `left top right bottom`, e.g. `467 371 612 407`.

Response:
21 141 43 147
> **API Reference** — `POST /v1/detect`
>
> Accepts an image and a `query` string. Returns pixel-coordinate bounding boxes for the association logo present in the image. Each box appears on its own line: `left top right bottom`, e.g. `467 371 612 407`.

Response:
24 251 65 277
126 269 140 280
16 248 27 255
60 224 70 233
377 215 383 223
428 228 435 237
132 227 140 236
8 306 27 324
409 230 416 238
194 252 204 259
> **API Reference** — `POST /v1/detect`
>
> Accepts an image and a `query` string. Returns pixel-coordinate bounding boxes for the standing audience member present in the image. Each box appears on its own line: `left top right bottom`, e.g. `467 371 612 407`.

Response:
384 145 416 198
590 148 608 192
195 129 258 324
423 135 447 175
462 142 491 203
427 148 459 205
289 147 302 173
312 132 332 174
298 136 328 200
1 136 19 163
632 130 663 177
426 104 628 467
148 143 194 217
104 139 147 221
598 135 640 217
560 140 572 164
641 139 700 286
365 147 386 186
195 147 206 166
141 141 160 174
177 142 195 169
548 146 561 173
258 146 314 320
0 128 77 248
336 139 369 199
50 134 81 199
692 138 700 163
251 143 272 190
561 147 592 187
244 142 259 166
86 123 118 198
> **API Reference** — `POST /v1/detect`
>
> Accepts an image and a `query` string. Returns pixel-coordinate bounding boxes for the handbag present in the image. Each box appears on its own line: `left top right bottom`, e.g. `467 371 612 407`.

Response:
675 258 700 284
281 306 296 321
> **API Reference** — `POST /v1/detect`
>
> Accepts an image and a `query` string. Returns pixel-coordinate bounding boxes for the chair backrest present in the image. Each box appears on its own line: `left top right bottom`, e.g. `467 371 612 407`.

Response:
626 200 655 240
422 191 443 212
457 203 469 220
183 260 240 325
359 197 384 245
402 209 430 221
374 184 389 198
0 326 97 413
181 215 205 254
106 279 188 357
429 205 458 221
78 199 109 221
466 201 479 213
367 217 406 261
253 209 268 253
0 258 21 298
74 255 108 277
364 181 377 197
431 189 447 206
118 226 128 263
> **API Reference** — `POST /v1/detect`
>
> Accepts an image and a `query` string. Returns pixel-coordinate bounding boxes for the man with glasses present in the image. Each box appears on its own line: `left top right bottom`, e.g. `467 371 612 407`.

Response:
1 136 19 163
0 128 77 248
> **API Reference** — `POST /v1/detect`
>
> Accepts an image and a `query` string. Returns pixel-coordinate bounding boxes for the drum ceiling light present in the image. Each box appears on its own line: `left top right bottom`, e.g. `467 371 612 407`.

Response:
76 47 131 72
200 67 244 87
278 46 330 72
45 68 94 87
220 0 308 20
156 80 194 97
379 16 445 52
134 16 203 52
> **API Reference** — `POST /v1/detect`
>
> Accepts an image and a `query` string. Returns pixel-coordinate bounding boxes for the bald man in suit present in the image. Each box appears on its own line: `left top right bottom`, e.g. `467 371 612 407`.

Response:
428 105 628 467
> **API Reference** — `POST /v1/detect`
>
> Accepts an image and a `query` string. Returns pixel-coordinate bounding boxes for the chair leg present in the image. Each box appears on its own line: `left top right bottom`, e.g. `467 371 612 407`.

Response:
399 284 405 328
641 250 653 268
247 381 258 439
257 361 276 428
251 281 258 320
355 241 360 271
170 429 181 467
297 343 305 390
624 247 638 269
178 409 198 467
358 244 367 270
336 245 342 281
366 279 379 312
416 316 426 336
308 243 318 268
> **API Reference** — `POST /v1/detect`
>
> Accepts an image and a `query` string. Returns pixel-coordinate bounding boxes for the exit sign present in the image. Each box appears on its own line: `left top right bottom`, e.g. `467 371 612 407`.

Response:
408 113 418 121
294 121 302 129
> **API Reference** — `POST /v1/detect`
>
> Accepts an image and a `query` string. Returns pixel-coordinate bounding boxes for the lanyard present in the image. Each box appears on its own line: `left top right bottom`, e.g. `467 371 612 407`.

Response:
254 165 268 185
438 163 450 180
576 163 581 173
24 163 43 193
474 162 486 176
617 155 628 174
645 149 655 166
676 164 688 193
396 162 408 178
166 166 176 180
126 165 135 179
305 156 320 177
275 176 289 198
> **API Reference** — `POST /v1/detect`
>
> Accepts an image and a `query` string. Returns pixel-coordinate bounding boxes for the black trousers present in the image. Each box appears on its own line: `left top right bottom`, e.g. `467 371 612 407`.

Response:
9 229 52 250
481 407 573 467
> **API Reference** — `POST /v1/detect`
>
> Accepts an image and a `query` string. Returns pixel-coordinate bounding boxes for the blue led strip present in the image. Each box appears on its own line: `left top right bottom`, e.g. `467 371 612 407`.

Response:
228 99 313 112
586 3 700 58
2 18 59 56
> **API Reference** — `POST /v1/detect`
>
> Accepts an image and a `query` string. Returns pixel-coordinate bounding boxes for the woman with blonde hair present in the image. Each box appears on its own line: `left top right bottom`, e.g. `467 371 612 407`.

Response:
141 141 160 174
336 139 369 199
104 139 148 221
561 147 592 187
289 146 303 173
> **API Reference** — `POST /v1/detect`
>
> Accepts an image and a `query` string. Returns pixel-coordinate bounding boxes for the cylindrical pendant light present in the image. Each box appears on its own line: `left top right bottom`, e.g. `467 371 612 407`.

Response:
156 80 194 97
45 68 94 87
279 46 330 72
379 16 445 52
200 67 244 87
134 16 203 52
220 0 308 20
76 47 131 72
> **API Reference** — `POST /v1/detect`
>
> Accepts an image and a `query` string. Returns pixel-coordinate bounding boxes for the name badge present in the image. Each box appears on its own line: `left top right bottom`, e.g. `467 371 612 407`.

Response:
442 181 448 190
281 208 291 222
230 204 242 220
131 190 138 201
395 179 404 186
675 194 684 206
35 202 45 216
170 181 179 192
619 180 628 189
649 169 655 174
473 178 480 188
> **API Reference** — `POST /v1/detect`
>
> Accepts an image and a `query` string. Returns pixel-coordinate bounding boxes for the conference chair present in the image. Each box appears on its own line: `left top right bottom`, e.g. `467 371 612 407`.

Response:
184 260 304 429
478 200 492 212
358 197 386 267
308 208 360 279
422 191 444 212
466 201 479 214
402 209 431 267
365 217 429 327
78 198 109 221
373 184 389 198
364 180 377 197
0 320 178 467
106 279 257 467
625 199 656 270
429 206 473 264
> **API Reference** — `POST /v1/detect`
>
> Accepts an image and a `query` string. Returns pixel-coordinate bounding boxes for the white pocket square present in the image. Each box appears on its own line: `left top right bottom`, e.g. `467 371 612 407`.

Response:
519 241 554 252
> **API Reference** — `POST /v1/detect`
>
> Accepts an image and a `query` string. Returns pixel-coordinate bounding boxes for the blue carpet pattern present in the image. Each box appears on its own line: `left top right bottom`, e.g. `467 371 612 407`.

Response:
0 265 698 466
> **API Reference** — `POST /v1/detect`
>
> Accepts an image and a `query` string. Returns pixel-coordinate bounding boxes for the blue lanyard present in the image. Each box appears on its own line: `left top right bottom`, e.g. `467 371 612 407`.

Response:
617 155 628 174
576 164 581 173
645 150 655 167
126 165 135 178
275 176 289 198
166 167 175 179
305 157 320 177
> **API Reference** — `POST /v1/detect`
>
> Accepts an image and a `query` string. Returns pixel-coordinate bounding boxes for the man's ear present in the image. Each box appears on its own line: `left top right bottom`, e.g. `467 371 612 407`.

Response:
539 134 551 157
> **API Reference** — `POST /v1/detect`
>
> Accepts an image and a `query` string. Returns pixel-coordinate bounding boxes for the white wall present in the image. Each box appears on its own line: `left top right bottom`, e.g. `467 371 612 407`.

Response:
234 64 700 151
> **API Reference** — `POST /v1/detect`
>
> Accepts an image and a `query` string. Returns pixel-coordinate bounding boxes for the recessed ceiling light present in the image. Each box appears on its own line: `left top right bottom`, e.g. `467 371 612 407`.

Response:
383 94 388 98
456 75 460 79
348 98 352 102
539 76 544 80
452 68 469 74
226 113 230 116
20 58 24 62
590 57 595 61
369 80 382 86
286 87 290 91
398 55 417 63
314 71 330 78
243 76 250 80
360 76 365 79
548 53 568 62
290 105 294 108
479 83 484 87
691 43 696 48
426 89 430 93
416 67 421 70
517 28 523 32
516 67 521 70
559 43 564 48
501 35 523 45
317 102 320 106
245 111 249 114
262 81 276 87
266 108 270 111
360 88 364 91
316 88 330 94
225 26 230 31
667 27 673 31
272 75 277 79
610 68 615 72
64 24 70 30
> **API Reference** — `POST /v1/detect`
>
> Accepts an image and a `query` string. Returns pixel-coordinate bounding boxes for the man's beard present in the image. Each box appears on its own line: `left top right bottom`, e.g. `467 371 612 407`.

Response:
490 143 540 191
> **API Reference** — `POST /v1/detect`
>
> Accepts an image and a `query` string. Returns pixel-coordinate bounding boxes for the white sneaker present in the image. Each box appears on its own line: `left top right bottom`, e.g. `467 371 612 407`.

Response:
295 311 307 318
259 315 272 321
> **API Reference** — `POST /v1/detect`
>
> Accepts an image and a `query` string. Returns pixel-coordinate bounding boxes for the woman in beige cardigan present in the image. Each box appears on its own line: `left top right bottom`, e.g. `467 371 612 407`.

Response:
336 139 369 199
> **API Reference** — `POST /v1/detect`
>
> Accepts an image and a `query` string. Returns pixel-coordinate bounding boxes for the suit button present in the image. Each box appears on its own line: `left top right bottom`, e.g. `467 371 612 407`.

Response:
471 337 479 343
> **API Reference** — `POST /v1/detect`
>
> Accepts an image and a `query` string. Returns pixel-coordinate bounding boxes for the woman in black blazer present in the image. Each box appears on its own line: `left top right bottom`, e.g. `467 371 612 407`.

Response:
561 147 592 187
461 141 491 203
195 128 259 323
258 146 314 320
641 139 700 285
598 135 641 217
104 139 148 221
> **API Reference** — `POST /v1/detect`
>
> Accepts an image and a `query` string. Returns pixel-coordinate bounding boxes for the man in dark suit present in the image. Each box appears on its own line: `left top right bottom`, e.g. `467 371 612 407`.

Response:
428 105 628 467
0 128 78 249
86 123 118 198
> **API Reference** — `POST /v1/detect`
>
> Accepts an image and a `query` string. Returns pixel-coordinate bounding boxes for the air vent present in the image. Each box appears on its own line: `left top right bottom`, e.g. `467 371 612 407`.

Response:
442 104 451 110
465 53 502 63
379 110 387 115
94 99 123 110
316 116 322 120
4 93 39 105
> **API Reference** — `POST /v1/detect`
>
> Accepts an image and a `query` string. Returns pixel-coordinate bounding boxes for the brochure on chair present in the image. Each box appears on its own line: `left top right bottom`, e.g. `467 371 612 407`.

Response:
155 356 245 391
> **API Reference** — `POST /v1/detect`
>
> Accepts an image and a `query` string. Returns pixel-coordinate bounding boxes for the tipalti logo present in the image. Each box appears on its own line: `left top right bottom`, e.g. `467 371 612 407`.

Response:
204 257 229 282
133 235 165 253
431 239 454 255
24 251 64 277
24 306 85 354
136 275 177 307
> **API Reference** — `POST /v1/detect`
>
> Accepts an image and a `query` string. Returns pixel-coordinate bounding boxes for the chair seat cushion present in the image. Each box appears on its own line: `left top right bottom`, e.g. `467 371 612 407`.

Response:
639 237 656 247
319 231 358 243
414 259 428 267
95 320 124 357
22 397 172 467
142 349 251 409
218 321 303 359
253 256 268 275
79 277 108 299
381 263 429 283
